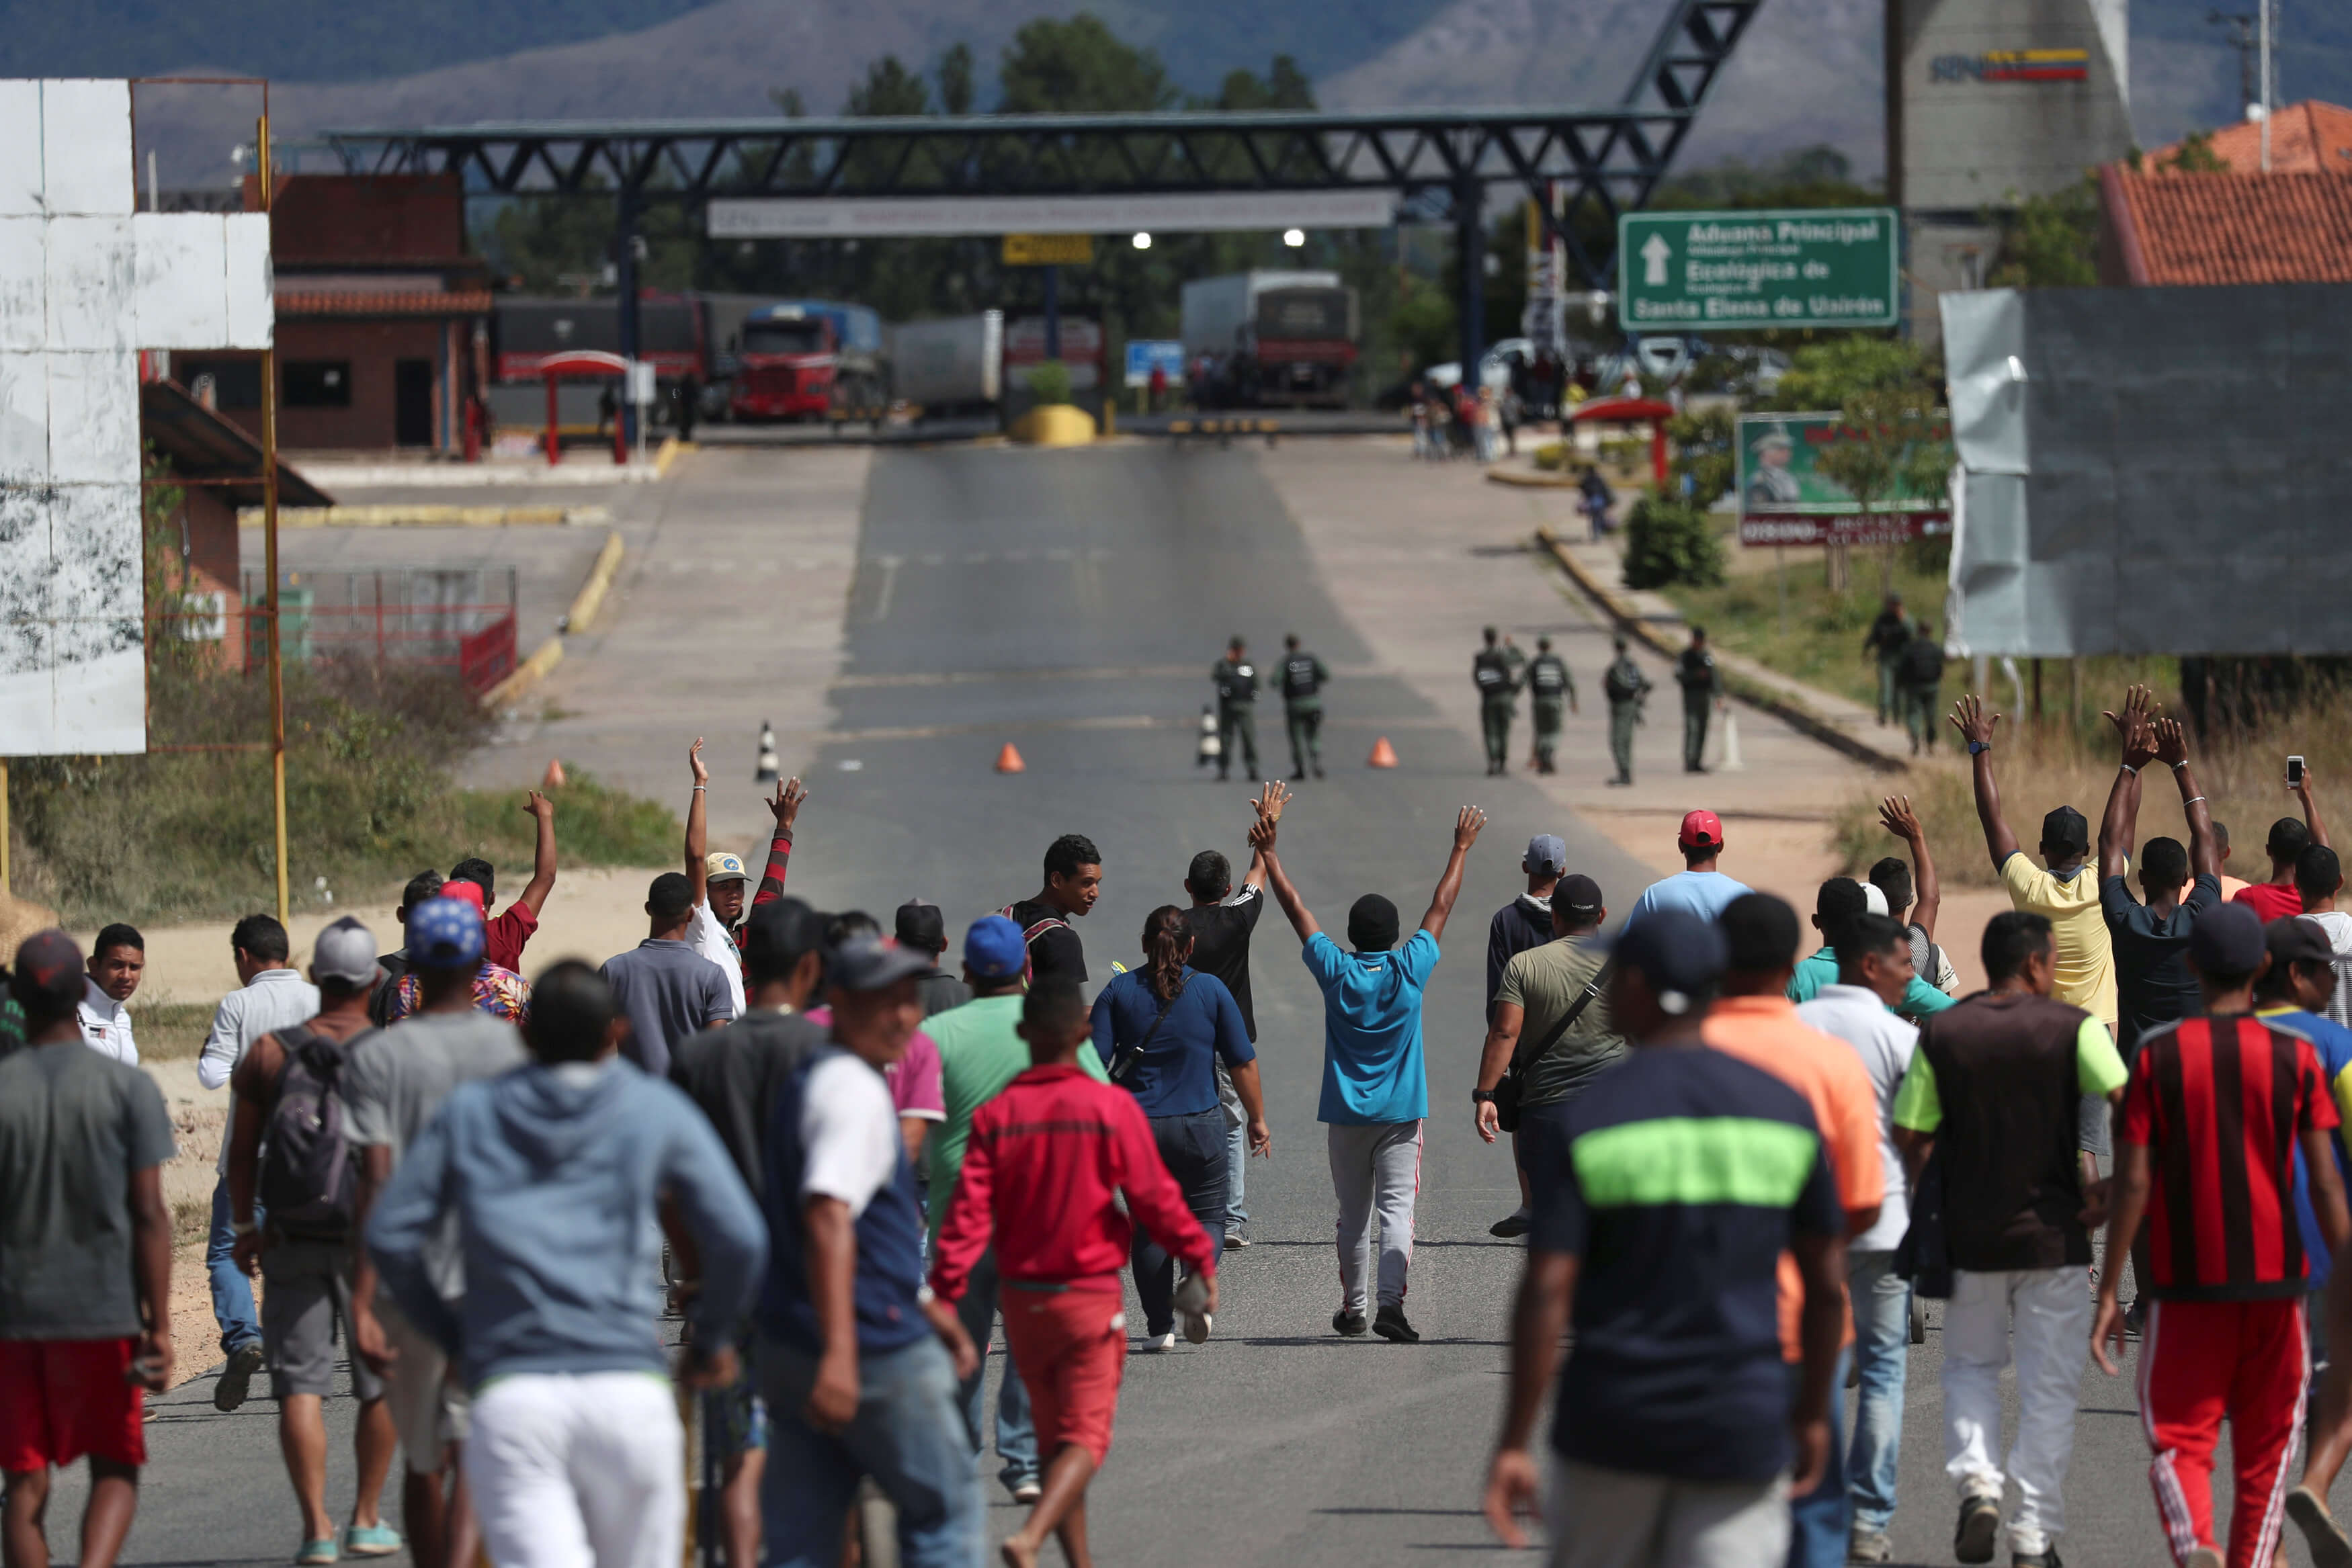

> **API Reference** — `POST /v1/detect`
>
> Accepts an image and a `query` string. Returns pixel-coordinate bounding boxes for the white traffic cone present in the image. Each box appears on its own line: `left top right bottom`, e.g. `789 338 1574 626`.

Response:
1196 706 1222 770
755 721 781 783
1718 709 1745 772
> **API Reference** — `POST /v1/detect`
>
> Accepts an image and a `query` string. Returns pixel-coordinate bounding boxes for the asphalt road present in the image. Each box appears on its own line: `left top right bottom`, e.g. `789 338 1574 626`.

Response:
54 443 2350 1567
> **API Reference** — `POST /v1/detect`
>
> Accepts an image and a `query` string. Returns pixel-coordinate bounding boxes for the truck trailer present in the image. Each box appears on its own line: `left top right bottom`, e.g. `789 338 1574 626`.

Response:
1179 271 1359 408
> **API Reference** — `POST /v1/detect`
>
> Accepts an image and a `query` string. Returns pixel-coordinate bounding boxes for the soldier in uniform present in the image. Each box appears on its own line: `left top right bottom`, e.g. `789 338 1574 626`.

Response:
1211 636 1261 782
1676 625 1724 774
1524 636 1577 775
1473 626 1521 777
1601 636 1650 787
1898 618 1947 756
1279 634 1331 781
1861 593 1915 728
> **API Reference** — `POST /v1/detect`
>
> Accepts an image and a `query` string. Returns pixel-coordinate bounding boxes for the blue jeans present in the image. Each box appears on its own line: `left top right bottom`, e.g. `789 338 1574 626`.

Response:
759 1333 981 1568
1218 1061 1249 1227
207 1178 263 1355
1847 1249 1912 1534
953 1250 1038 1489
1787 1348 1851 1567
1132 1109 1226 1337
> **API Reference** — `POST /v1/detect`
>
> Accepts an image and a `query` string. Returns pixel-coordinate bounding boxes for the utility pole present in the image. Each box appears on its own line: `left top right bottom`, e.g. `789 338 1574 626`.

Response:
2209 11 2259 120
2259 0 2274 172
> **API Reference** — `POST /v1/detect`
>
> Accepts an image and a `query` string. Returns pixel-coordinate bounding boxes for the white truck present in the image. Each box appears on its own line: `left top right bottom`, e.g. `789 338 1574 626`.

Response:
1179 270 1359 408
886 312 1003 416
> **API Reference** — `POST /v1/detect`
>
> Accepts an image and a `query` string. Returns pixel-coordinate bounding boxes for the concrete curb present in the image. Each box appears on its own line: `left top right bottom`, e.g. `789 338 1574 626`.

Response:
480 530 624 711
1534 525 1910 776
237 504 609 527
1485 468 1579 489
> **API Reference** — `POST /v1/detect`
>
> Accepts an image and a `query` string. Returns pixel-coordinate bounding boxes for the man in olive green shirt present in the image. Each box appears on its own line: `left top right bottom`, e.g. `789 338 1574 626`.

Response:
924 916 1109 1502
1470 875 1626 1237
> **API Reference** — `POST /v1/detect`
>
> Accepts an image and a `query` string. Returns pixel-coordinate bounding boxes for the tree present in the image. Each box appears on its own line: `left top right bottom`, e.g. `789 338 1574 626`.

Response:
1213 54 1315 110
845 55 931 117
1990 178 2099 288
997 15 1176 113
1762 339 1949 592
937 43 975 115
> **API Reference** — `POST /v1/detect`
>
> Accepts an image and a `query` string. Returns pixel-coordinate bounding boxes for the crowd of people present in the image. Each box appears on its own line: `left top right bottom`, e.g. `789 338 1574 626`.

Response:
5 685 2352 1568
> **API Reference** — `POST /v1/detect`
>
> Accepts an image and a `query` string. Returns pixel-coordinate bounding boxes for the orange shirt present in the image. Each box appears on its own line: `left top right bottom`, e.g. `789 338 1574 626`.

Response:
1703 994 1885 1360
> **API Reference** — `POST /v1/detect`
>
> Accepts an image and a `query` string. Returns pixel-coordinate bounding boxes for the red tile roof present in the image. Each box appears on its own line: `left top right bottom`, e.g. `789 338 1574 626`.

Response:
2142 101 2352 177
2099 168 2352 285
276 289 493 318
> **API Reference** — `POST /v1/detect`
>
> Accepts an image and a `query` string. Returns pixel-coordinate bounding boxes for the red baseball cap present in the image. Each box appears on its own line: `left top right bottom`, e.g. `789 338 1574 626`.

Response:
439 879 487 915
1678 810 1724 851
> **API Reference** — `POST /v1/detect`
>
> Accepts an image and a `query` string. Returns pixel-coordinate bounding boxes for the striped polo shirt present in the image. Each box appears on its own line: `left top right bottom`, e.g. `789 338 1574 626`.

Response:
2123 1012 2341 1300
1523 1043 1841 1482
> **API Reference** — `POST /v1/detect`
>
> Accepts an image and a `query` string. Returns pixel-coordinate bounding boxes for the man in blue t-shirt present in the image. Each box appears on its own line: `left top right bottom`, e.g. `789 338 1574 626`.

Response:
1625 810 1754 930
1484 908 1846 1566
1252 801 1486 1344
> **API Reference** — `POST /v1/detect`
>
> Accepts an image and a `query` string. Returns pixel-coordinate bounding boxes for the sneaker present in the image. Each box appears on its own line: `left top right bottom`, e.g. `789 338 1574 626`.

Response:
1332 1309 1368 1337
343 1524 402 1559
1183 1311 1212 1346
2011 1550 2062 1568
1225 1229 1252 1249
2124 1299 2146 1341
1488 1207 1532 1239
1173 1271 1211 1344
1955 1497 2000 1564
214 1342 265 1413
1847 1528 1892 1563
295 1540 340 1567
2289 1487 2352 1568
1147 1332 1176 1352
1010 1480 1043 1505
1372 1305 1421 1344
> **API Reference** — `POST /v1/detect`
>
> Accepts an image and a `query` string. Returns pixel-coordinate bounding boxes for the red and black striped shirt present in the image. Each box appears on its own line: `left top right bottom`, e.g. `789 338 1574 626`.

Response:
2122 1013 2340 1299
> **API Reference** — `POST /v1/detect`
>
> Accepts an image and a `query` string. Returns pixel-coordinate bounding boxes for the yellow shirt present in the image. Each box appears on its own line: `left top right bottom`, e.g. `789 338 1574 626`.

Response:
2000 853 2117 1025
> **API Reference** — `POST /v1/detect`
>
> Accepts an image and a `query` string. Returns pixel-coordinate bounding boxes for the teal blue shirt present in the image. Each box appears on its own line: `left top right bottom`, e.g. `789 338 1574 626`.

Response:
1787 947 1955 1018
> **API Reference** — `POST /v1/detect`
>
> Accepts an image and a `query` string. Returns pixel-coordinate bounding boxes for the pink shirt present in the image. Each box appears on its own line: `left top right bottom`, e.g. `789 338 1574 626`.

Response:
803 1006 945 1122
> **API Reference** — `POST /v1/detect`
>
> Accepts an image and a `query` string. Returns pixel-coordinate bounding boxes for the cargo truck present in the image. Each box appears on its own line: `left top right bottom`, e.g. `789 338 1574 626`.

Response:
728 300 888 422
1179 271 1359 408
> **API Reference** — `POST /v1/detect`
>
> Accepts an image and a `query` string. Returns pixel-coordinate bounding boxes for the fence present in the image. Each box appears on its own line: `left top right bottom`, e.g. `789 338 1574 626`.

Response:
235 567 519 695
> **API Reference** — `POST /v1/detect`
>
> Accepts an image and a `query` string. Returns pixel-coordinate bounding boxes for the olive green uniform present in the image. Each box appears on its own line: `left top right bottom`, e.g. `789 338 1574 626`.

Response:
1473 646 1519 775
1279 648 1331 779
1897 634 1945 754
1602 653 1650 785
1524 652 1576 773
1675 645 1722 773
1863 608 1915 726
1211 655 1260 781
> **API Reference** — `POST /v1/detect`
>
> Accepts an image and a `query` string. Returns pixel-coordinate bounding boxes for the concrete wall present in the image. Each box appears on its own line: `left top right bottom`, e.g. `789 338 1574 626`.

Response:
1896 0 2134 212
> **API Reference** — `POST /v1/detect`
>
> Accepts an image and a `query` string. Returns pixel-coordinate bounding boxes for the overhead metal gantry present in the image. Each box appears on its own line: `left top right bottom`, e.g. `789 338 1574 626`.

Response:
324 0 1762 397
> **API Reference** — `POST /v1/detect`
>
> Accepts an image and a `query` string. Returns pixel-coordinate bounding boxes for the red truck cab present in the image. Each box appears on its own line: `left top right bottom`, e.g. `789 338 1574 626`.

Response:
728 310 837 421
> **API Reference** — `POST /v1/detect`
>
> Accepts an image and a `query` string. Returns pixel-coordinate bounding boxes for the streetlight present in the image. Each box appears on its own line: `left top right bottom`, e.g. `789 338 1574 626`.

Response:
1282 227 1306 248
1132 232 1152 250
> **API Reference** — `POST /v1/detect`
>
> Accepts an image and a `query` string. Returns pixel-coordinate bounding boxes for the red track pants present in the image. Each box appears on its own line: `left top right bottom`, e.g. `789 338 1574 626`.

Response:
2140 1297 2310 1567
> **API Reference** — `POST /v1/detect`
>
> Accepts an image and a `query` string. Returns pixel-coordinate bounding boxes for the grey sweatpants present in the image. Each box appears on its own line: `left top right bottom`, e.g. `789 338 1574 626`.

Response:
1546 1459 1790 1567
1327 1120 1423 1314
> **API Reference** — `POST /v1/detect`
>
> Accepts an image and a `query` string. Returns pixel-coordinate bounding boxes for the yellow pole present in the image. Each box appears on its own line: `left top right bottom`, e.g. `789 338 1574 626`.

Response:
259 114 288 926
1 757 9 898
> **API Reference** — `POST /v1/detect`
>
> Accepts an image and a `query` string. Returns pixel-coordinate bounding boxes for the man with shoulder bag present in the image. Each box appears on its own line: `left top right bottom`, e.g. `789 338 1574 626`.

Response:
1475 876 1625 1238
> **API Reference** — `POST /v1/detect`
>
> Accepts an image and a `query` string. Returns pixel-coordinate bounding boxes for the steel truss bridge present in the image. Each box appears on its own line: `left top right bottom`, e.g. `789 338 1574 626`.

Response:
323 0 1762 392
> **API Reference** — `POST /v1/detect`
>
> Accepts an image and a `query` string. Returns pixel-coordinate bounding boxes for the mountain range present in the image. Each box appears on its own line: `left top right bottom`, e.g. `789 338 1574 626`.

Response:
18 0 2346 190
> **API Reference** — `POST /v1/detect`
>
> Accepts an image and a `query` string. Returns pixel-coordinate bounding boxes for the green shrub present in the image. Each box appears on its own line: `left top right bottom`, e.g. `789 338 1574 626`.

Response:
1026 359 1073 406
1532 441 1570 472
1622 496 1727 590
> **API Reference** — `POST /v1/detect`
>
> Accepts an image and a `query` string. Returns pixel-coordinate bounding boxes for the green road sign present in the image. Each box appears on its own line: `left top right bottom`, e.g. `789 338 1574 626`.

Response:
1617 208 1898 331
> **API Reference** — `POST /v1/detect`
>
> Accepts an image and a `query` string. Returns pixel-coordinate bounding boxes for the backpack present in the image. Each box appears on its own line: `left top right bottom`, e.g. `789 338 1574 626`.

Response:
1604 659 1643 703
999 906 1070 984
259 1022 370 1242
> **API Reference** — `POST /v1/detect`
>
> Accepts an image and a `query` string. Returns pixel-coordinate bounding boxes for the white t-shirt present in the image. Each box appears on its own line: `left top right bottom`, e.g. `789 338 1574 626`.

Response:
2307 908 2352 1030
684 901 747 1022
798 1053 899 1219
1796 982 1921 1254
77 977 138 1065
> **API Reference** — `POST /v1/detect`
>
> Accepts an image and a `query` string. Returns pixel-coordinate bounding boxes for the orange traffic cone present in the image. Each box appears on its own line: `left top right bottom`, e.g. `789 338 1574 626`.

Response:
1367 736 1398 769
542 758 567 790
995 742 1026 775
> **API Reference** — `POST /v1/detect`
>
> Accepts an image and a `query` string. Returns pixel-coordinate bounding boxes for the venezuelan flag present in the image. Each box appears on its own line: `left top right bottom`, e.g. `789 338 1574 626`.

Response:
1980 48 2089 82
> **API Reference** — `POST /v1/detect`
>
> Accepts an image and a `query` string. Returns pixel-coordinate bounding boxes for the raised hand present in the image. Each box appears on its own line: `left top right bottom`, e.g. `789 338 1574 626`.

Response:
688 736 709 786
1454 805 1488 851
1253 780 1292 825
2154 717 2190 770
1949 694 2001 750
522 788 554 824
768 775 808 832
1878 794 1923 842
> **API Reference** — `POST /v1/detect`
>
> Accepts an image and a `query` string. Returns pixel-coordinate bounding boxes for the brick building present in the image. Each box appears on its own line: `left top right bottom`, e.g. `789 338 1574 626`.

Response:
176 175 491 453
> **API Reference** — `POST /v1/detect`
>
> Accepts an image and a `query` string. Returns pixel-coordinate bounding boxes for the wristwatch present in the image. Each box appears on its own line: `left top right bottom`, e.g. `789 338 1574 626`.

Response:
1470 1088 1497 1105
1968 740 1991 756
231 1218 259 1238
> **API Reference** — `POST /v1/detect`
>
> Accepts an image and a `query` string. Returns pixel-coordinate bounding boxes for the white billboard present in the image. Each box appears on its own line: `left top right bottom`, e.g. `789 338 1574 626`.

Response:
708 188 1399 240
0 79 272 754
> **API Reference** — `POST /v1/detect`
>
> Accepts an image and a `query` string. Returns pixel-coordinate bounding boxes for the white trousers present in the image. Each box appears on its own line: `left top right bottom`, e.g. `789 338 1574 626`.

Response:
1328 1120 1423 1314
465 1371 683 1568
1940 1267 2092 1556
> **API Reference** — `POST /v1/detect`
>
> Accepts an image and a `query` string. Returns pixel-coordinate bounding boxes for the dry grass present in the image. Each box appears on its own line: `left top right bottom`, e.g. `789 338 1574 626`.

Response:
1833 692 2352 887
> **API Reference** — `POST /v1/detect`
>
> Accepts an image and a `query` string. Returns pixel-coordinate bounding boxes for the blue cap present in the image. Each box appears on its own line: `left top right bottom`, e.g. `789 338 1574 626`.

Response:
1608 908 1727 1015
965 915 1027 983
1525 834 1568 875
407 896 486 971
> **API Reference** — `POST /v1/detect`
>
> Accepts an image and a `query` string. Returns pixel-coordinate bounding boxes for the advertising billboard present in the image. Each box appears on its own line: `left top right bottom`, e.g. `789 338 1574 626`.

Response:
1736 412 1951 546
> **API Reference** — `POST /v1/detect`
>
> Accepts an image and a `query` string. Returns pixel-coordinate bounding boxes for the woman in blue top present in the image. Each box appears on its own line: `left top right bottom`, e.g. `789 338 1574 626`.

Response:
1091 906 1270 1348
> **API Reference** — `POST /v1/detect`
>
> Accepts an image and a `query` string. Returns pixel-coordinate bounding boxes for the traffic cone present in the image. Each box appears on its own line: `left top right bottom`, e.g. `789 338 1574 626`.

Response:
995 742 1026 775
1367 736 1398 769
755 721 780 783
542 758 566 790
1719 711 1746 772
